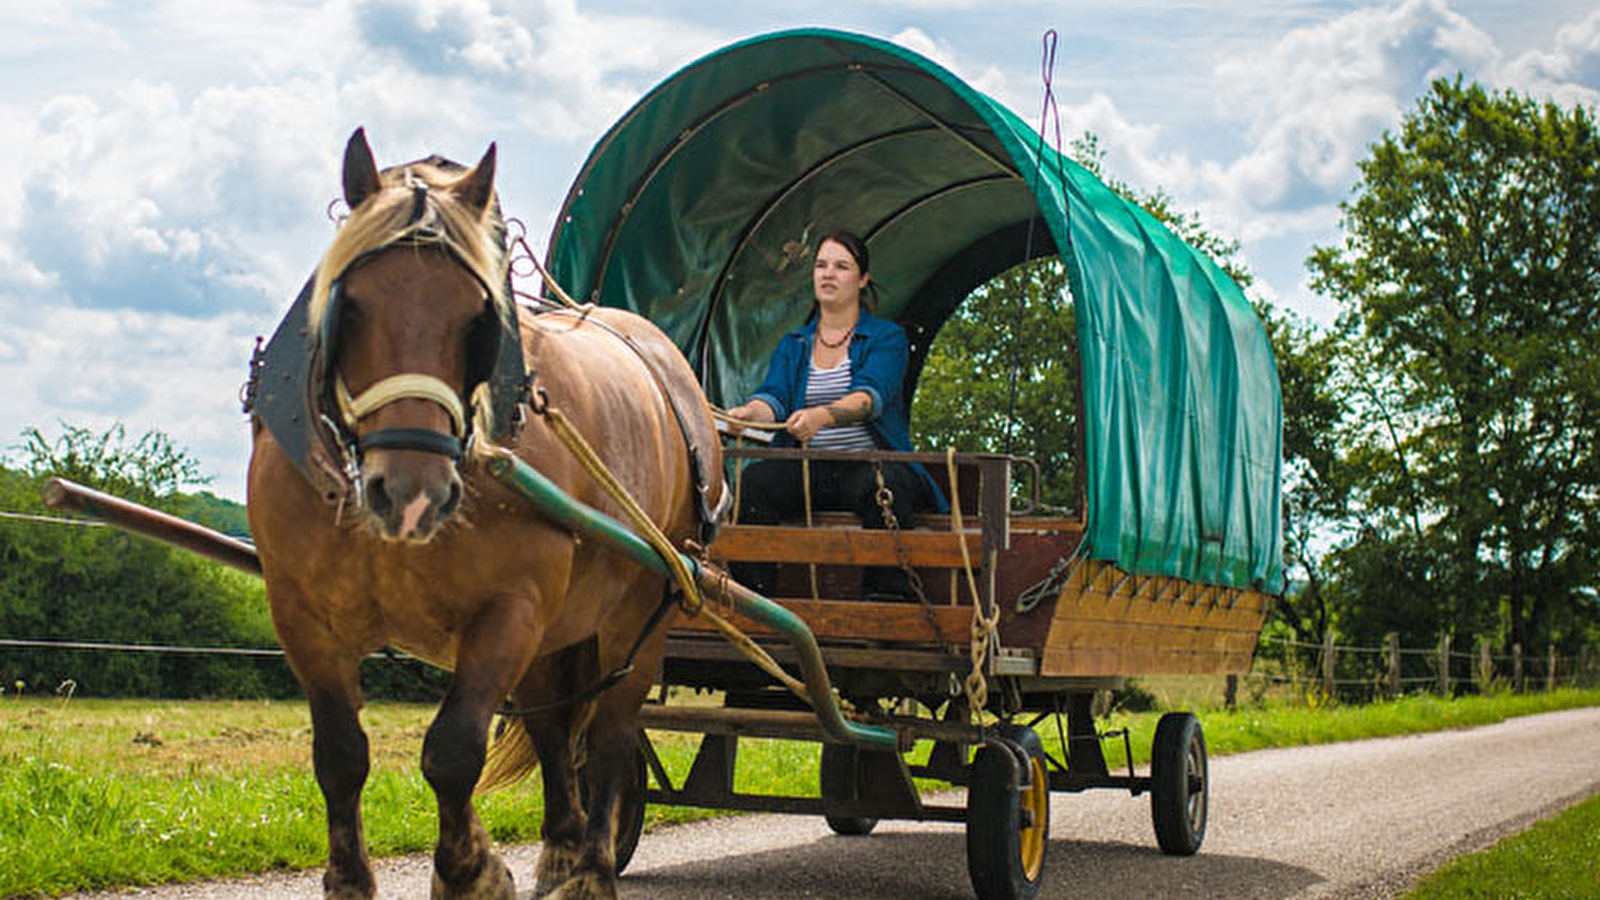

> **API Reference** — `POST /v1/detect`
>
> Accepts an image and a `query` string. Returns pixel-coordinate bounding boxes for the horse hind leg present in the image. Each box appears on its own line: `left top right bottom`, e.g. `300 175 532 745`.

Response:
545 633 666 900
422 603 541 900
511 644 597 898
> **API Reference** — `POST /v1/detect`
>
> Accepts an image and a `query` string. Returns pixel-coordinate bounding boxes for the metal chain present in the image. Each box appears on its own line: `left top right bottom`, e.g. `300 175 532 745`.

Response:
872 465 947 648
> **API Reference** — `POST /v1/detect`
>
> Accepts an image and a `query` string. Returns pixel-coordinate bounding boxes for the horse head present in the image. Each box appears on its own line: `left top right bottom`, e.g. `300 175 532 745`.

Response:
311 128 515 542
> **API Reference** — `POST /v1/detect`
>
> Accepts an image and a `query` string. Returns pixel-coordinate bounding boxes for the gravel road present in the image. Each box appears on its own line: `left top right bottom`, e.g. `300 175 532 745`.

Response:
73 706 1600 900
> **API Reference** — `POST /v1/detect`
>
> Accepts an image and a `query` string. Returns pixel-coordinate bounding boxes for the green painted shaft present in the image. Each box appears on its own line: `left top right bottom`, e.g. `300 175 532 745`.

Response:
485 454 897 749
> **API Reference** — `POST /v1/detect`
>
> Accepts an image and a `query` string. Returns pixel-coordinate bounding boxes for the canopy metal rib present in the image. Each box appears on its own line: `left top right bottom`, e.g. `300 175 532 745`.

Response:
853 66 1021 182
571 61 949 305
688 124 993 372
862 174 1022 245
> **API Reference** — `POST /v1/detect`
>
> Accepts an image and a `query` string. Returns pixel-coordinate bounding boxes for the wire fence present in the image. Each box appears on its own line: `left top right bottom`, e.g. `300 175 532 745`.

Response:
0 637 448 701
4 632 1596 706
1242 632 1600 705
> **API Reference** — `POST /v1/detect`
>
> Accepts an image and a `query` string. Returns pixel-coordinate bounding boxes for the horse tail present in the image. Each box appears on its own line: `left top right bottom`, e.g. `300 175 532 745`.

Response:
476 719 541 795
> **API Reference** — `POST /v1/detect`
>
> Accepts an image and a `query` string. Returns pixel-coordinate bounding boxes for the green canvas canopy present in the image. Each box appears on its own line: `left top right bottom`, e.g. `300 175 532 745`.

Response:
546 28 1284 594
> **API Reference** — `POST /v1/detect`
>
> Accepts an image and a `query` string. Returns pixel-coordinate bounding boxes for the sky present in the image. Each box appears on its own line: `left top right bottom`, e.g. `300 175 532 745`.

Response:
1 0 1597 502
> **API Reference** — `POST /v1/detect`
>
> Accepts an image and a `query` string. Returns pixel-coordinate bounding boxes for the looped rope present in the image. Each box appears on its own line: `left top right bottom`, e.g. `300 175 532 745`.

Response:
509 393 815 706
1004 28 1069 457
945 447 999 716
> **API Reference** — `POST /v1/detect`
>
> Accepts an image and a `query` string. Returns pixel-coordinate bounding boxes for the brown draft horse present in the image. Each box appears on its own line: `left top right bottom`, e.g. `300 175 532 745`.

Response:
247 129 723 900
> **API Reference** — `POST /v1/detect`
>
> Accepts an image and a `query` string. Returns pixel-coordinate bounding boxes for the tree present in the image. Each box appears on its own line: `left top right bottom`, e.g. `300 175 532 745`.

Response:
912 258 1080 510
1258 307 1352 645
913 132 1262 513
0 424 289 698
1308 78 1600 655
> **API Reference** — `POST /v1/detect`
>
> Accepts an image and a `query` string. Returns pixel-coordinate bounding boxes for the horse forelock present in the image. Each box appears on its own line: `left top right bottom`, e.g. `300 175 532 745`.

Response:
309 165 509 338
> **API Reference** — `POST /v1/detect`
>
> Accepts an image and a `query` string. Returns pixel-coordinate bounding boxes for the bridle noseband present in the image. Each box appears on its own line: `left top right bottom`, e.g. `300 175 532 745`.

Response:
335 371 469 461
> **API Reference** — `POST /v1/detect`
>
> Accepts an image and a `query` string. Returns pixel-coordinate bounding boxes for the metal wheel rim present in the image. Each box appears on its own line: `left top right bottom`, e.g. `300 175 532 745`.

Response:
1184 731 1207 832
1019 755 1048 880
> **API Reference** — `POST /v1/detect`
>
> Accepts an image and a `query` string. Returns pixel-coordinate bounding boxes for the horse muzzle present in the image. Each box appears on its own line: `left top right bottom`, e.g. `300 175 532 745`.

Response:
363 457 463 542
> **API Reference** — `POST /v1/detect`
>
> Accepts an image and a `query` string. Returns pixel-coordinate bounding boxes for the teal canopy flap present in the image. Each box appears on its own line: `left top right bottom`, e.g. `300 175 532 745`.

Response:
546 28 1284 594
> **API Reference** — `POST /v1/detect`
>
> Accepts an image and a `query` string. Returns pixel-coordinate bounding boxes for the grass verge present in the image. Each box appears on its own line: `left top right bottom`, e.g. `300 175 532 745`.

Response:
1399 788 1600 899
1 688 1597 897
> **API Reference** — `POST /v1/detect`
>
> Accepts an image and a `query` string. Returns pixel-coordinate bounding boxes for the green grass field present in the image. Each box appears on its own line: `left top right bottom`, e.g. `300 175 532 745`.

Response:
2 688 1598 898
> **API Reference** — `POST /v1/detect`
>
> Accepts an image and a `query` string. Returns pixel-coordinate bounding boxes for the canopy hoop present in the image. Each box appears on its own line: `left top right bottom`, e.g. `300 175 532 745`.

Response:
576 61 951 307
853 67 1022 181
688 124 982 371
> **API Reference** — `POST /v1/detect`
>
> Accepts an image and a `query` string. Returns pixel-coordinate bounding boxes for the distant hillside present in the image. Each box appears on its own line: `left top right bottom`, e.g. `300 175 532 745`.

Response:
168 490 250 540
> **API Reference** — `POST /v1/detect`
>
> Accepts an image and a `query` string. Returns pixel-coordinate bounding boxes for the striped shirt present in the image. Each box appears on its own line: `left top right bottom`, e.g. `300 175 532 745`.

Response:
804 359 877 450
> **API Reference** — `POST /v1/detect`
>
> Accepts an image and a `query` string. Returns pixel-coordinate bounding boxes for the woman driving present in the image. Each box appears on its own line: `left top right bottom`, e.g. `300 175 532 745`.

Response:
724 229 941 598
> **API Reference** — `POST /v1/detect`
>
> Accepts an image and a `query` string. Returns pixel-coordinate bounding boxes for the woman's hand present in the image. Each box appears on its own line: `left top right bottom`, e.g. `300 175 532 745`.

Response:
784 406 833 442
726 400 775 424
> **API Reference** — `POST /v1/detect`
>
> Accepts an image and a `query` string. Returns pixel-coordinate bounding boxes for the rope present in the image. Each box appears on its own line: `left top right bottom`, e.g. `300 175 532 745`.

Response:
515 399 813 705
531 403 705 614
710 407 787 432
504 221 580 310
0 637 283 657
946 448 999 716
800 447 821 601
1001 30 1067 456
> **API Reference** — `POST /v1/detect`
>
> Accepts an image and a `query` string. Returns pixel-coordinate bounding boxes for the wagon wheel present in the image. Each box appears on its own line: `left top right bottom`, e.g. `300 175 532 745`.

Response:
614 744 648 874
580 743 647 874
1150 711 1208 856
966 723 1050 900
820 743 879 835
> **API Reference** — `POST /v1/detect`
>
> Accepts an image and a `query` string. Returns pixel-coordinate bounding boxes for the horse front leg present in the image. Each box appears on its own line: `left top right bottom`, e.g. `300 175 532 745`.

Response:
309 684 375 900
423 598 539 900
279 633 374 900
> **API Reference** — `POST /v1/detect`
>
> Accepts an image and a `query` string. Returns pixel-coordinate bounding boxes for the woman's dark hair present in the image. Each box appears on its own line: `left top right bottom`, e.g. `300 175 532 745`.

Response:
815 229 878 312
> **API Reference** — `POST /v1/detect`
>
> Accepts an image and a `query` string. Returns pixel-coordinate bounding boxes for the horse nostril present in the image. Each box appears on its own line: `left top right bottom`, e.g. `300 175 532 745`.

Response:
367 476 393 518
439 480 462 519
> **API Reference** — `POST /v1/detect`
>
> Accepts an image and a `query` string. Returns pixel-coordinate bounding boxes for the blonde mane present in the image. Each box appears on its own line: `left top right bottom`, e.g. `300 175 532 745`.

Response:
309 162 509 330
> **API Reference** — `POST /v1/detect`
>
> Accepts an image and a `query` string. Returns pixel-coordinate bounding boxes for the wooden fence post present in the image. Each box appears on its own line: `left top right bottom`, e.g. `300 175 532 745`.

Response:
1547 645 1557 692
1322 629 1337 698
1225 674 1238 710
1513 643 1524 693
1479 638 1494 692
1387 633 1401 699
1437 632 1451 696
1583 646 1593 688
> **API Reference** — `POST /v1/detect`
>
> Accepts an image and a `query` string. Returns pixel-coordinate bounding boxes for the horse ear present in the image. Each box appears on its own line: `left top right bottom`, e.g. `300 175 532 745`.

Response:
342 127 382 211
451 142 497 216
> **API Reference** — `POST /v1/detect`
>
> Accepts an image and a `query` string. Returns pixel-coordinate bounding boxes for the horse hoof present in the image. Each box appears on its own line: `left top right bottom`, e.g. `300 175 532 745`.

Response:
323 869 376 900
431 854 515 900
543 872 616 900
533 842 583 898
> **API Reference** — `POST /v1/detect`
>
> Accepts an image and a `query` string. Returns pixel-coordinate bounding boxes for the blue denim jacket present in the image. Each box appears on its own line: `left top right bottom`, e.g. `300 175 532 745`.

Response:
749 309 947 511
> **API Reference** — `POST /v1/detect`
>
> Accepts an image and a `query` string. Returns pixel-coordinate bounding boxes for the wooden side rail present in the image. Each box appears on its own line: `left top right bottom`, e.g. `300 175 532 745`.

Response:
671 598 971 646
706 523 980 568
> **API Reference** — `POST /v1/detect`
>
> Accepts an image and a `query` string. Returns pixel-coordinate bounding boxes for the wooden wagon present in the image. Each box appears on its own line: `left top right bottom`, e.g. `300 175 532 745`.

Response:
541 28 1284 900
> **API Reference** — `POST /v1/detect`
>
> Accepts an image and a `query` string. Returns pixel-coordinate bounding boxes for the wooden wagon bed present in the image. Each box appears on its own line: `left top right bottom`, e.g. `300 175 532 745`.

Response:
663 447 1268 694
